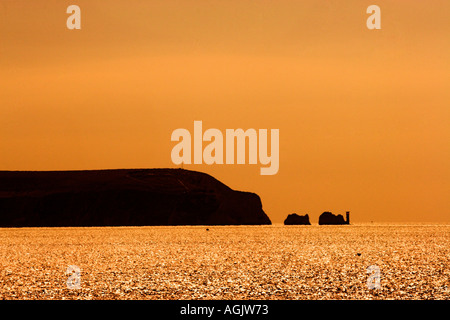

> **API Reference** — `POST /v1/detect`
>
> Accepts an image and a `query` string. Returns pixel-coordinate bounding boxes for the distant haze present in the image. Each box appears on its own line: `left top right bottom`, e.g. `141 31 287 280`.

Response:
0 1 449 223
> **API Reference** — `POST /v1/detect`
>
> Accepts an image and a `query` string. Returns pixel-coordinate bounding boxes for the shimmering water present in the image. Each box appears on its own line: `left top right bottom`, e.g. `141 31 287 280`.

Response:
0 224 448 299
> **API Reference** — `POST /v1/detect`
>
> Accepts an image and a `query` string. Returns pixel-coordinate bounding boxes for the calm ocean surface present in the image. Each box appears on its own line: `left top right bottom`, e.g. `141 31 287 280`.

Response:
0 224 448 299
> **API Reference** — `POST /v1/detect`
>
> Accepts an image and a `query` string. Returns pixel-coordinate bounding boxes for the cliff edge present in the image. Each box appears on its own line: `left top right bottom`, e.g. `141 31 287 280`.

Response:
0 169 272 227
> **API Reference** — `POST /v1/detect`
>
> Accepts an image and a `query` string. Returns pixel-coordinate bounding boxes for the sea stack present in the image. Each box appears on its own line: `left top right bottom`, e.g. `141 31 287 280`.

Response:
0 169 272 227
284 213 311 225
318 211 350 225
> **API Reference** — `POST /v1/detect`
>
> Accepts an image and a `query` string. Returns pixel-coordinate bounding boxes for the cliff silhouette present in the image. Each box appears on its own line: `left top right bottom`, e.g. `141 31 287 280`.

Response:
0 169 271 227
284 213 311 225
318 211 350 225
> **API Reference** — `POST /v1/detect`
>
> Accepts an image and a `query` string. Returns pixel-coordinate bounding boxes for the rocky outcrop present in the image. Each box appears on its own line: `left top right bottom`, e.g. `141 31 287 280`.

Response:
318 211 349 225
0 169 271 227
284 213 311 225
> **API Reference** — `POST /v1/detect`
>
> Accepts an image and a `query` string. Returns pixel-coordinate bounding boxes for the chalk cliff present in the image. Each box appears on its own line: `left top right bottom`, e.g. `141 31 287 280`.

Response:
0 169 271 227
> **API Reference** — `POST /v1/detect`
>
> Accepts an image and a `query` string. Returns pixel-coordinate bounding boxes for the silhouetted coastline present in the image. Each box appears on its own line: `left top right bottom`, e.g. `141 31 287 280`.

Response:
0 169 271 227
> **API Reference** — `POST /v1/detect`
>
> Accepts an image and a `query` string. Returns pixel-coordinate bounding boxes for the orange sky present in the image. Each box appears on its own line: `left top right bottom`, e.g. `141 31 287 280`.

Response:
1 1 449 223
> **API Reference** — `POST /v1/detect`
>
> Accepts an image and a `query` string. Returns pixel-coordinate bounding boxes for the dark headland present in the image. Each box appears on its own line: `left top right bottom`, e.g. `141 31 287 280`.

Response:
0 169 271 227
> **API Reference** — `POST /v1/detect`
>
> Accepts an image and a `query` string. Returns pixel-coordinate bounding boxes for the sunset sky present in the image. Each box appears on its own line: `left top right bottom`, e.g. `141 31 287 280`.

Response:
1 1 449 223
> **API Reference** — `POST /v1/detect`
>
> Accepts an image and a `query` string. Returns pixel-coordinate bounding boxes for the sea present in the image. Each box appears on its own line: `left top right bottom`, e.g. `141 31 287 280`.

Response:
0 224 448 299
